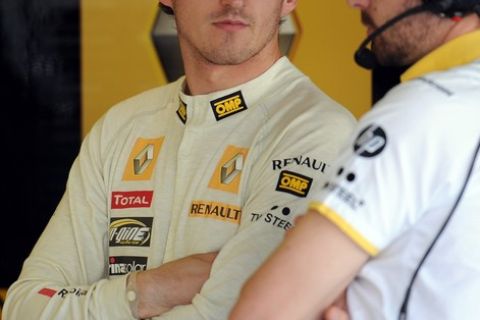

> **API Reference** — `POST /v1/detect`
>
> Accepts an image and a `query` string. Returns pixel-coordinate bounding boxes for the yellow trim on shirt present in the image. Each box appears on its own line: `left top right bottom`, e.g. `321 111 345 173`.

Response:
309 201 379 256
401 30 480 82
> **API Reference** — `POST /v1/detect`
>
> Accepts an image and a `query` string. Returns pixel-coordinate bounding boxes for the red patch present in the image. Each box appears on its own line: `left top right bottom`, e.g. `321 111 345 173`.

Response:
111 191 154 209
38 288 57 297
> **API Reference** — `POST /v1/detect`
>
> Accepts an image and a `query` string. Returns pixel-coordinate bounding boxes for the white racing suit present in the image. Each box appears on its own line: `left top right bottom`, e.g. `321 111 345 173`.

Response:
4 57 356 319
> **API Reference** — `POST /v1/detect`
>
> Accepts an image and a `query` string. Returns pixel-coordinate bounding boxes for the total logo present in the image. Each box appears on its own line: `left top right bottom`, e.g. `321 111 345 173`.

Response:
109 256 147 276
250 205 293 231
111 191 153 209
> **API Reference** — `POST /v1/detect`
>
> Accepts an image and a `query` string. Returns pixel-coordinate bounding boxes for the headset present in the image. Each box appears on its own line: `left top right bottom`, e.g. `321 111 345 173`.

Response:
355 0 480 69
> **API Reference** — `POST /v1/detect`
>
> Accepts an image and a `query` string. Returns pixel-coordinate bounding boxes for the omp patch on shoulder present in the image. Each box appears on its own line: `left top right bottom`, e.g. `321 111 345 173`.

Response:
176 99 187 124
210 91 248 121
275 170 313 198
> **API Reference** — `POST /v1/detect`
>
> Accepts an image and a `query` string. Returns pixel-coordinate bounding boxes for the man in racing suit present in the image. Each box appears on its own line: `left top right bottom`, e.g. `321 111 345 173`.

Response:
231 0 480 319
2 0 356 319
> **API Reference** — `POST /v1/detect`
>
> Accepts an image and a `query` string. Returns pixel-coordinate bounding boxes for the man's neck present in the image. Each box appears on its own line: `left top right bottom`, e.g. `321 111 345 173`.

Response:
443 13 480 44
181 44 283 96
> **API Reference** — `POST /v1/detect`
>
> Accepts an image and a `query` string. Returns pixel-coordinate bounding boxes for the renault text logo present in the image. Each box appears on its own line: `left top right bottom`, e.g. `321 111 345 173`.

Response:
123 137 164 181
190 200 241 224
210 91 248 121
276 170 312 197
209 145 249 194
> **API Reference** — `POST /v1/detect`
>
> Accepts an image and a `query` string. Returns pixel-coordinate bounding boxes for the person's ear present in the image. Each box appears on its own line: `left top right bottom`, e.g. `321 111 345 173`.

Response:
281 0 297 17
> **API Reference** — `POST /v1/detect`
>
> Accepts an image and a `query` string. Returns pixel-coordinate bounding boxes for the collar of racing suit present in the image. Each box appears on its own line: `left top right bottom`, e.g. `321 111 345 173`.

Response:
176 56 293 125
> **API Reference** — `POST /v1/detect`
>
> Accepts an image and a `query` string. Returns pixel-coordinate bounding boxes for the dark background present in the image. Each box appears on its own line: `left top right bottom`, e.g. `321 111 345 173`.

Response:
0 0 402 288
0 0 80 287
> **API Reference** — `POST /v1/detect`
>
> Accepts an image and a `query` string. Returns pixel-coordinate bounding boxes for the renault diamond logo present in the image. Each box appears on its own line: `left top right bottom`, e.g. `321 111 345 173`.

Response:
123 137 164 181
221 153 244 185
134 144 154 175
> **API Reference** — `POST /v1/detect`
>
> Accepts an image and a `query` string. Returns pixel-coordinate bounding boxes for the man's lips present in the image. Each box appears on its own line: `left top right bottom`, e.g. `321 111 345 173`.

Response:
213 19 248 31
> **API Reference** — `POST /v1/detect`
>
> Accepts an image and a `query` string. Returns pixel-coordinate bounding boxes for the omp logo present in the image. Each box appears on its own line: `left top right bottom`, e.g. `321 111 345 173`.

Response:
190 200 241 224
109 256 147 276
208 145 249 194
276 170 313 198
123 137 164 181
111 191 154 209
210 91 248 121
177 99 187 124
109 217 153 247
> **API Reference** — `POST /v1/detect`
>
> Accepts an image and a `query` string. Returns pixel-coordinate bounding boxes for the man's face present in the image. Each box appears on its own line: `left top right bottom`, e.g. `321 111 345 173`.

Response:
349 0 446 66
168 0 289 65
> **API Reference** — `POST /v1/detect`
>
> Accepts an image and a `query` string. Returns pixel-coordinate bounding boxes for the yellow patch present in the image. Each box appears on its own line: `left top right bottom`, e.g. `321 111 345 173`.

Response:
189 200 241 224
208 145 249 194
122 137 164 181
276 170 312 197
210 91 248 121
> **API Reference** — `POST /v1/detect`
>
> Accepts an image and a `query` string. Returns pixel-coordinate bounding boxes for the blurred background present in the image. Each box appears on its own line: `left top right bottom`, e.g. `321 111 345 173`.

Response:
0 0 405 309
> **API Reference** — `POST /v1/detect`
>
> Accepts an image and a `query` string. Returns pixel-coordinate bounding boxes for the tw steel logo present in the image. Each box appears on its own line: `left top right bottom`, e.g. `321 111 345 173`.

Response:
111 191 153 209
109 217 153 247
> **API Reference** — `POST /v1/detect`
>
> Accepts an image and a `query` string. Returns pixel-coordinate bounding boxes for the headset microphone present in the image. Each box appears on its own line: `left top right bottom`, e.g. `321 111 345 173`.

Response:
354 0 457 69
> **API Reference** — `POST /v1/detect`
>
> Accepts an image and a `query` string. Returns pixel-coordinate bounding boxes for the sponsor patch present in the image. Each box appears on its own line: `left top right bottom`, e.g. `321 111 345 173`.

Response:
210 91 248 121
38 288 57 298
57 288 87 298
123 137 164 181
109 217 153 247
109 256 148 276
189 200 241 224
250 205 293 231
176 99 187 124
276 170 312 198
111 191 154 209
208 145 249 194
354 125 387 158
323 181 365 210
272 155 328 173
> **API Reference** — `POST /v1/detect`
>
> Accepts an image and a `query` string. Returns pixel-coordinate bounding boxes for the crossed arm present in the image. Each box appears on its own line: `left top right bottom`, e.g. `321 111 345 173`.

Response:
229 210 369 320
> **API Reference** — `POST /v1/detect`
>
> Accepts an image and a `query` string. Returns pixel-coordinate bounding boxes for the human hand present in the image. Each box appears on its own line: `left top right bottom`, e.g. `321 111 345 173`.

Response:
135 252 218 318
321 290 349 320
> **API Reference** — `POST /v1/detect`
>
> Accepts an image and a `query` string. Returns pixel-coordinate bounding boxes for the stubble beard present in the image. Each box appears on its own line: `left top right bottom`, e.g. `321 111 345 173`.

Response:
179 7 282 66
372 12 443 67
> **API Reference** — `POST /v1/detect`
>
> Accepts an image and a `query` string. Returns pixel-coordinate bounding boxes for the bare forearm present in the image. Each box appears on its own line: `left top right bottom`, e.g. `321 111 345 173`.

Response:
230 211 368 320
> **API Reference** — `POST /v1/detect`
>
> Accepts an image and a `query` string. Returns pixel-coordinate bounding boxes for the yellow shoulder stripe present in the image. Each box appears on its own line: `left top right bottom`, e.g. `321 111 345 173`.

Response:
309 201 379 256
